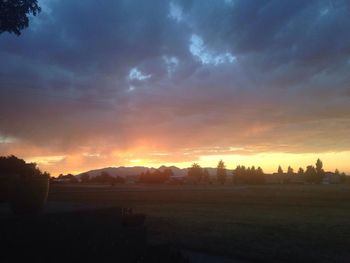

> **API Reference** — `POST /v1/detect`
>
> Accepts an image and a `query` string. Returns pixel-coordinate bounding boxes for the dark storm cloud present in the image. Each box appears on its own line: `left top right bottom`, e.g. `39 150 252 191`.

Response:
0 0 350 166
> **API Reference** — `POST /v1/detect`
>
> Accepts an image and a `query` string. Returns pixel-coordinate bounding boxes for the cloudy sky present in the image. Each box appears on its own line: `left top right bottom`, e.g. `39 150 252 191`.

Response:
1 0 350 175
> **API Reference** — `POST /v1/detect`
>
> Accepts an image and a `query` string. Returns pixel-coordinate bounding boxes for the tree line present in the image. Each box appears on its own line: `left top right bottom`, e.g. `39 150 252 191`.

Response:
187 158 347 185
275 159 347 184
51 158 348 186
187 160 230 184
187 160 265 185
79 172 125 185
56 168 175 185
8 155 343 186
53 172 125 185
139 169 173 184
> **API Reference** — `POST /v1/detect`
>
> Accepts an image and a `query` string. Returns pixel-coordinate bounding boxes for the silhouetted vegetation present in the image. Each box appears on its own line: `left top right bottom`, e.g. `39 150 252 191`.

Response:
0 155 49 179
0 155 49 214
303 159 324 184
316 158 324 177
187 163 203 183
233 165 265 185
216 160 227 184
138 158 346 186
89 171 125 185
282 166 294 184
139 169 172 184
278 165 283 175
57 173 78 183
0 0 41 35
304 165 318 183
298 167 304 176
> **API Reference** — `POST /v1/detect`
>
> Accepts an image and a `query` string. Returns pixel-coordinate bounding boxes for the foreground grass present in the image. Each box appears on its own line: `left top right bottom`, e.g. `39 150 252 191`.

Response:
49 184 350 262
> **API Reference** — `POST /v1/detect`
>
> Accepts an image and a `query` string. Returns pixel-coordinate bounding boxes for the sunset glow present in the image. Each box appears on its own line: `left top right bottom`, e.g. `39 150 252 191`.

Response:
21 150 350 177
1 0 350 176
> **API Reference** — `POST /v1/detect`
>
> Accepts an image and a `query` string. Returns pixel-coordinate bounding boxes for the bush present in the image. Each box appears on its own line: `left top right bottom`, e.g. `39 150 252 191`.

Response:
0 155 50 214
139 169 172 184
0 155 45 179
233 165 265 185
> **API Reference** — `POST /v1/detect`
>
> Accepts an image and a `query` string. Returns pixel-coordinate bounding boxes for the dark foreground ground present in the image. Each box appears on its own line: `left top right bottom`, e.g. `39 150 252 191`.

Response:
47 184 350 262
0 202 192 262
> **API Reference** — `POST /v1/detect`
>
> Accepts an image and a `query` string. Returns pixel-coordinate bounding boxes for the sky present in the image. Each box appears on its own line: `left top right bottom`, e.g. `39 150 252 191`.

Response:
0 0 350 176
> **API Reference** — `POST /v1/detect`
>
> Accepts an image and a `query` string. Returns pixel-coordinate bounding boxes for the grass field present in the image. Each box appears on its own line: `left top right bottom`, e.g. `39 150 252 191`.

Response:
49 184 350 262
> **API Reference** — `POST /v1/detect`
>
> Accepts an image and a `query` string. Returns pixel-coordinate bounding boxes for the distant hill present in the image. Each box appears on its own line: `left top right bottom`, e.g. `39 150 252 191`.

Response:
77 166 234 178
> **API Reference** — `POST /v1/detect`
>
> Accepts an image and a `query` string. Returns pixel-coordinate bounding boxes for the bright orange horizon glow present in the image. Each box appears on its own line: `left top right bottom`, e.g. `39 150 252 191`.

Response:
25 150 350 177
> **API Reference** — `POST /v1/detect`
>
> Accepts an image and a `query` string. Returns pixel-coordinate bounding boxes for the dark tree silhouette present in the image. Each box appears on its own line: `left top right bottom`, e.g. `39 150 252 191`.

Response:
335 169 347 183
277 165 283 175
0 0 41 35
217 160 226 185
304 165 321 184
233 165 265 185
187 163 203 183
89 171 119 185
257 167 264 176
315 158 324 177
281 166 294 184
0 155 49 201
297 167 304 176
233 165 245 184
57 173 78 183
139 169 171 184
0 155 47 178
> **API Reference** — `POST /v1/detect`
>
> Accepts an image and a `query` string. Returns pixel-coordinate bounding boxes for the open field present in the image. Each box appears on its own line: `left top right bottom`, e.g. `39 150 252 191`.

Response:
49 184 350 262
